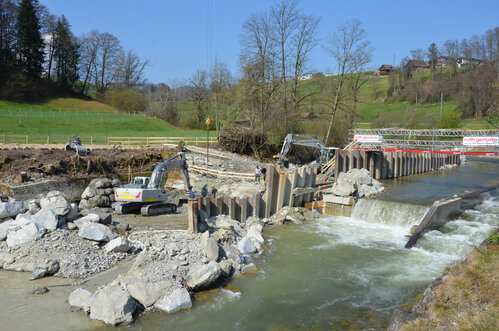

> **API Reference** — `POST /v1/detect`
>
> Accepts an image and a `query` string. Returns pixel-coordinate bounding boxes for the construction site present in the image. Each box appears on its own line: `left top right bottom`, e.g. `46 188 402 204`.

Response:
0 128 498 329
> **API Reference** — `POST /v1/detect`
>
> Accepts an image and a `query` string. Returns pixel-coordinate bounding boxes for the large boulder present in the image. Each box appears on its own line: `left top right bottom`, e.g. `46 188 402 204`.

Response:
87 195 110 208
89 284 138 325
81 187 97 199
31 208 60 231
89 178 112 190
186 261 221 290
247 226 264 251
89 207 112 225
105 237 131 253
69 288 94 314
0 201 26 219
126 280 171 308
237 236 257 254
78 222 116 242
331 182 356 197
0 219 14 241
6 222 46 247
204 237 220 261
74 214 100 228
30 260 59 280
40 192 70 216
154 288 192 313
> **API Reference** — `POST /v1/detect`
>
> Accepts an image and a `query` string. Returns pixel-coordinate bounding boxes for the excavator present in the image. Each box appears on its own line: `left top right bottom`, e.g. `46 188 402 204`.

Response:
275 134 337 168
114 152 192 216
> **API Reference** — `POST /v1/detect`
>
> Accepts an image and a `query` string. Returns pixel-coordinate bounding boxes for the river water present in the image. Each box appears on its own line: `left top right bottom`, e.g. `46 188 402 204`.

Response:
1 157 498 330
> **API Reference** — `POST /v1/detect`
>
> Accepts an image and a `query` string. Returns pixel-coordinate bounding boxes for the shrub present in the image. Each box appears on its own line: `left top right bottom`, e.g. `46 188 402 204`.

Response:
110 88 148 112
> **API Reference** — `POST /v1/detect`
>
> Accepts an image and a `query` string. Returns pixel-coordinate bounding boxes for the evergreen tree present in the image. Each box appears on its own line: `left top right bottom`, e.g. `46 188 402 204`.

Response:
15 0 44 78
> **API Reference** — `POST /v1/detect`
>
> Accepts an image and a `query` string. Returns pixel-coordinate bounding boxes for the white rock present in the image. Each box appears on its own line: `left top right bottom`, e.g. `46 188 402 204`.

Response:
238 236 257 254
0 201 26 219
69 288 94 314
74 214 100 228
105 237 131 253
81 187 96 199
126 280 172 308
78 222 116 242
204 237 219 261
186 261 221 290
6 222 46 247
28 200 40 215
0 218 14 241
31 208 60 231
89 284 137 325
154 288 192 313
247 226 264 251
40 194 70 216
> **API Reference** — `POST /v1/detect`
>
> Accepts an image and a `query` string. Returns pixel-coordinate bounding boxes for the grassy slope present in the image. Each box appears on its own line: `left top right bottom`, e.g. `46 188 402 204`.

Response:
0 98 213 137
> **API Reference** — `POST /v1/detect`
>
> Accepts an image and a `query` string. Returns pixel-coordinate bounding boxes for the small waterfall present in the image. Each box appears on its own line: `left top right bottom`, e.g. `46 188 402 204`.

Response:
351 199 429 227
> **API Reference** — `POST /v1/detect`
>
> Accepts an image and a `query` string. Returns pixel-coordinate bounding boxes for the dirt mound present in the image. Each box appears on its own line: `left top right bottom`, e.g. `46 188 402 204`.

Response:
0 147 179 185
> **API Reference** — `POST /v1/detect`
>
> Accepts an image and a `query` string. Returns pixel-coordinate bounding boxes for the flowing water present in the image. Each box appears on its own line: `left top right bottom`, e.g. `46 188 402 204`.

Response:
0 157 498 330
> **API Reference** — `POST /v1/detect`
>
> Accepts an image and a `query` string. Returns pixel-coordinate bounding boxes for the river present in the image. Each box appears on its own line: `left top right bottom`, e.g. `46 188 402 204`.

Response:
0 157 498 330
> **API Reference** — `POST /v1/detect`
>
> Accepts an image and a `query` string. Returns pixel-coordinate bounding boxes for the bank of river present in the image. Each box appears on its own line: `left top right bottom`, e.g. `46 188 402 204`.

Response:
0 157 498 330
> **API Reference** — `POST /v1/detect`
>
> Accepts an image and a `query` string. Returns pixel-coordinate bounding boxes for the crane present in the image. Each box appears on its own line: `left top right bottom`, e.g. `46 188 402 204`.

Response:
114 152 192 216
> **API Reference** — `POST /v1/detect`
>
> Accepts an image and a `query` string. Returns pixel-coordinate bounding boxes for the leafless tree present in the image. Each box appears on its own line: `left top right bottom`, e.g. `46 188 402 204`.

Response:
271 0 299 132
79 30 100 94
210 58 232 133
289 12 319 129
92 32 122 94
40 12 57 80
410 48 425 61
323 19 371 145
190 69 208 127
113 49 149 88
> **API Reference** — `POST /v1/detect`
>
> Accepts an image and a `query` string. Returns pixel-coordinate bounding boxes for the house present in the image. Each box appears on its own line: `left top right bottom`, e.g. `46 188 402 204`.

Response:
378 64 393 75
456 57 479 68
436 56 449 68
404 60 430 72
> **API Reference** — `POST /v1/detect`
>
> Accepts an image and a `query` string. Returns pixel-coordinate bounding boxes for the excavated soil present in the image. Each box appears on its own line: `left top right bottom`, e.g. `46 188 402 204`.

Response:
0 146 180 185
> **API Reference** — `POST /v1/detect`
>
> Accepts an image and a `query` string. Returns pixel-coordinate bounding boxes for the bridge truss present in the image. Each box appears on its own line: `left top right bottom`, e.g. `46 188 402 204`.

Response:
349 128 499 154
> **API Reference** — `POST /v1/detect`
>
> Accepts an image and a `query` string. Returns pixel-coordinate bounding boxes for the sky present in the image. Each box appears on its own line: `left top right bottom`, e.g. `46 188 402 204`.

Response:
42 0 499 84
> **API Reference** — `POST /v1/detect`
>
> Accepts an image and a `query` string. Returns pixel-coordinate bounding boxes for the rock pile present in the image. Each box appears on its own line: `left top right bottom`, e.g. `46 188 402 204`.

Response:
79 178 121 216
327 168 384 198
70 214 268 325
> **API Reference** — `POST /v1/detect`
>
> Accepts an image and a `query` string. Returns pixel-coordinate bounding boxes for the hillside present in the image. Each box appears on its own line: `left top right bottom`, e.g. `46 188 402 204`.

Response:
0 98 214 137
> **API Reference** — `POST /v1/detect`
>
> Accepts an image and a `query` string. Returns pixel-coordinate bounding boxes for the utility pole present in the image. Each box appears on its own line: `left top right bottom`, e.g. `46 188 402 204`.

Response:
205 116 211 165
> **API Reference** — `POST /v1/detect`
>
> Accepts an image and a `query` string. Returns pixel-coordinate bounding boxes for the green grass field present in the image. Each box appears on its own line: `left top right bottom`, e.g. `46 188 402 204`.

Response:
0 99 214 137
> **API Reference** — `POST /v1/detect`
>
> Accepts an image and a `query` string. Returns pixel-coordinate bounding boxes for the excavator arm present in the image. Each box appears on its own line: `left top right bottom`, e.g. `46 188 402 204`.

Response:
276 134 336 166
148 152 192 191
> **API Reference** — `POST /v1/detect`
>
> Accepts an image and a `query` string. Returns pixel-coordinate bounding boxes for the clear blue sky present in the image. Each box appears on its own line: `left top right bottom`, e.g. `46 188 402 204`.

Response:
42 0 499 84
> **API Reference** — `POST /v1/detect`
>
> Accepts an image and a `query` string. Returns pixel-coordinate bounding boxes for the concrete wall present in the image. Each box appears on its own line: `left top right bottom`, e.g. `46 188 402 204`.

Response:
4 178 90 202
405 186 497 248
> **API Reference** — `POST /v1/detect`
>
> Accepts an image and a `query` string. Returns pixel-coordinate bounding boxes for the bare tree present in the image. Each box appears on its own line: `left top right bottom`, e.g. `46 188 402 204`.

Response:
160 82 182 125
210 58 232 133
40 10 57 80
240 11 279 132
79 30 100 94
410 48 425 61
114 49 149 88
190 69 208 127
93 32 122 94
288 13 320 125
323 19 371 145
271 0 299 132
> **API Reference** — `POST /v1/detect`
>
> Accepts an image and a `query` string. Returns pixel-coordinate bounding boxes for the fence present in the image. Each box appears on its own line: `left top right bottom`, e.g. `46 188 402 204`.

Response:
0 134 217 146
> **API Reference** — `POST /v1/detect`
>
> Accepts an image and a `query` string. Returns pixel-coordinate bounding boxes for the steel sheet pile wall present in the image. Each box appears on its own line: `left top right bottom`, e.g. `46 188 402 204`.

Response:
188 164 317 231
334 150 461 180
